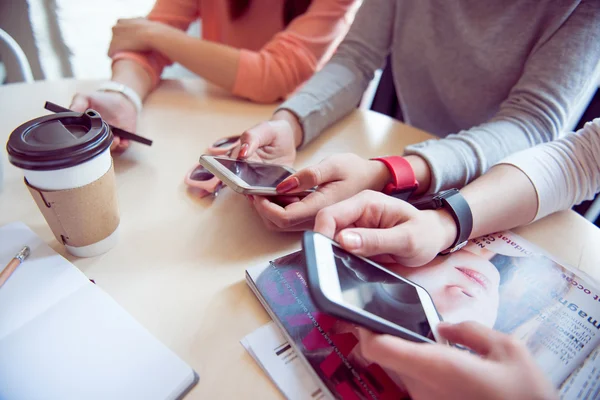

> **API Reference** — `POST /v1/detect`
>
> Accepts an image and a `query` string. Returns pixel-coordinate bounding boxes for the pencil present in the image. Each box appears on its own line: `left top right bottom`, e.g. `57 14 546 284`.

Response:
0 246 31 288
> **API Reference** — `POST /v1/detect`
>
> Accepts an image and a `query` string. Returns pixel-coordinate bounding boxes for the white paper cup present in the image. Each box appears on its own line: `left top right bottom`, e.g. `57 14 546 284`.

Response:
7 110 119 257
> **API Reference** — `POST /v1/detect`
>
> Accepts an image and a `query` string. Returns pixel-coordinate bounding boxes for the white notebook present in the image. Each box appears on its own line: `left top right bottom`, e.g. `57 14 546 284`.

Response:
0 222 198 400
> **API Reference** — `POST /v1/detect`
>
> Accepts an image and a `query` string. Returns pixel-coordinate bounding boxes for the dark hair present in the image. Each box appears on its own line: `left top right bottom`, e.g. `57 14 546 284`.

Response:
228 0 312 27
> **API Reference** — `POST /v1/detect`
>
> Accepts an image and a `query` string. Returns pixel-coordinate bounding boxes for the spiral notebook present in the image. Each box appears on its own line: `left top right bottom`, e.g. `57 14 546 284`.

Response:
0 222 198 400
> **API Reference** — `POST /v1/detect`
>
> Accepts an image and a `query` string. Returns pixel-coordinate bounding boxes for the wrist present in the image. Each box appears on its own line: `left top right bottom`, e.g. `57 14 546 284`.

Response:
143 21 164 50
367 160 393 191
411 189 473 254
432 208 459 252
273 109 303 148
98 81 143 114
111 59 152 100
371 156 418 200
403 155 431 195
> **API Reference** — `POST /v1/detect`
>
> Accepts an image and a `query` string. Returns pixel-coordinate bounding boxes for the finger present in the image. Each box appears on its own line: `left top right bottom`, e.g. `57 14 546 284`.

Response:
437 321 509 357
276 160 342 194
250 197 292 231
357 329 467 382
110 135 121 152
267 195 301 207
115 139 130 152
253 196 313 231
333 226 417 260
314 190 395 239
253 196 291 229
238 121 277 159
271 189 337 229
70 94 90 112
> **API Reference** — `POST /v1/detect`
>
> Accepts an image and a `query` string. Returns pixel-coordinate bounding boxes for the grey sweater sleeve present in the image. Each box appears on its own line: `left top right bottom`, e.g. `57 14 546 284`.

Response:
276 0 395 146
405 2 600 193
499 119 600 221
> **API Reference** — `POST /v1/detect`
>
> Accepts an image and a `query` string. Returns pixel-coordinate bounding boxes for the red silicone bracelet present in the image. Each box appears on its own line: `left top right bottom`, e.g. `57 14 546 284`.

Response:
372 156 418 194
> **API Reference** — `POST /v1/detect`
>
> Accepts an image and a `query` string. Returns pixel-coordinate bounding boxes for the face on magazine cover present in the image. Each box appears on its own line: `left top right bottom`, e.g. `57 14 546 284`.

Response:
386 249 501 327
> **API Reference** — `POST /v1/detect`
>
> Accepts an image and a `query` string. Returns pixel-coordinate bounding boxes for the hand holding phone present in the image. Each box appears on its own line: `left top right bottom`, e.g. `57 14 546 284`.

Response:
302 231 446 344
199 155 313 196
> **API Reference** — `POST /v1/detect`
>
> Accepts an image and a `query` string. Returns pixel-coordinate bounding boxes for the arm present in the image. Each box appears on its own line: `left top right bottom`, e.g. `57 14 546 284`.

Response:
231 0 358 103
117 0 357 103
314 119 600 266
111 0 200 98
454 118 600 242
495 118 600 222
144 31 239 91
276 0 396 145
404 1 600 194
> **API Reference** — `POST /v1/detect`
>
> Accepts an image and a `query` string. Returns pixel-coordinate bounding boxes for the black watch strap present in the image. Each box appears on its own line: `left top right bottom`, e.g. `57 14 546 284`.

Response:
410 189 473 254
439 189 473 254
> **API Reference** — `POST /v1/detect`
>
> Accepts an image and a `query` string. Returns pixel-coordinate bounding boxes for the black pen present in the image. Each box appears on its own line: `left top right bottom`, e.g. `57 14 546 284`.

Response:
44 101 153 146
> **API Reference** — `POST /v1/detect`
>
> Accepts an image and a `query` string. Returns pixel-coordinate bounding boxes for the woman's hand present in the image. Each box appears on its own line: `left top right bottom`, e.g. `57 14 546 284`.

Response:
70 91 138 152
249 154 392 231
358 321 558 400
108 18 164 56
233 110 302 166
314 190 457 266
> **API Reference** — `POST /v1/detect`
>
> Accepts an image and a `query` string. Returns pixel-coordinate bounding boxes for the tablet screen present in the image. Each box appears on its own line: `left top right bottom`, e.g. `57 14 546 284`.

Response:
332 246 434 339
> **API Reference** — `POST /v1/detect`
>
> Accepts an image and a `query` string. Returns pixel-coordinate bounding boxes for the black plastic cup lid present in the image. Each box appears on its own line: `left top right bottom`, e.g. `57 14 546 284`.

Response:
7 109 113 171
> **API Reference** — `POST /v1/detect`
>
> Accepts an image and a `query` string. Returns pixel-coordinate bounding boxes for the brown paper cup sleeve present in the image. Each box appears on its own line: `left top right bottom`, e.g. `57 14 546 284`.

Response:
26 163 120 248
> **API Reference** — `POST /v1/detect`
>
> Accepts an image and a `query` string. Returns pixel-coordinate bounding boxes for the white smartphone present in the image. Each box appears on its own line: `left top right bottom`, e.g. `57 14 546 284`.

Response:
303 231 446 344
198 155 311 196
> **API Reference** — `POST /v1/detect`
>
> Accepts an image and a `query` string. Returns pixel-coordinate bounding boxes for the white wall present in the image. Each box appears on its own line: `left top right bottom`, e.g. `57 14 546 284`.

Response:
0 0 45 82
1 0 200 82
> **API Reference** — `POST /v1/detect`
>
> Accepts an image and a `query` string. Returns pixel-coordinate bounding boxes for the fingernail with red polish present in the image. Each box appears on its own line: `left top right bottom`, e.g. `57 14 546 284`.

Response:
277 177 299 193
239 143 249 158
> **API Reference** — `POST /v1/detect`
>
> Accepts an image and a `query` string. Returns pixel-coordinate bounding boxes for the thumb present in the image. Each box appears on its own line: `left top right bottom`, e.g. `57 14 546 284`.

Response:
276 160 341 194
335 226 415 259
437 321 507 357
238 120 280 159
70 94 90 112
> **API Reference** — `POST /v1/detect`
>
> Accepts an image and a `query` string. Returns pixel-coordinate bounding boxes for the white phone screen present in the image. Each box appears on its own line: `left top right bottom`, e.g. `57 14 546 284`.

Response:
332 246 435 339
215 158 291 187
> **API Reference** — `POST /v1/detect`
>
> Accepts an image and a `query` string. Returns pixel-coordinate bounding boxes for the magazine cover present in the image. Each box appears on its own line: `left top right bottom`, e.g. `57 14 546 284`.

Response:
246 231 600 399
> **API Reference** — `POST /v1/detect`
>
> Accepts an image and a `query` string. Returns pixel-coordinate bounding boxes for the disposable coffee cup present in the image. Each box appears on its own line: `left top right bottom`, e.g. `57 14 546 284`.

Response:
7 109 120 257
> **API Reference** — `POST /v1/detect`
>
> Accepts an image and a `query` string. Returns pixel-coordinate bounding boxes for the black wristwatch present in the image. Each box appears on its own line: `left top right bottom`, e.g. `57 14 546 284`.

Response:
409 189 473 254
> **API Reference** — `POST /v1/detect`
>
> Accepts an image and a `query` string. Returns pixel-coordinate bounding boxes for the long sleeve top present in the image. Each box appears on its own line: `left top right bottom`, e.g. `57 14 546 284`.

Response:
112 0 357 102
278 0 600 192
501 118 600 221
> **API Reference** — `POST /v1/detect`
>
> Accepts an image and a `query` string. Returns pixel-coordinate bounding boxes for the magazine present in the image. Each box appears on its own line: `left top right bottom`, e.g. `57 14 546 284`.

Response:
245 231 600 399
240 321 326 400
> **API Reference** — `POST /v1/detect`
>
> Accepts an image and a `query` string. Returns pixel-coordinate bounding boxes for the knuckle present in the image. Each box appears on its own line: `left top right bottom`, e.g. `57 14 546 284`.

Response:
403 234 420 257
315 207 329 222
503 335 526 355
305 167 322 186
276 213 295 229
362 230 382 251
361 189 379 198
239 130 253 143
